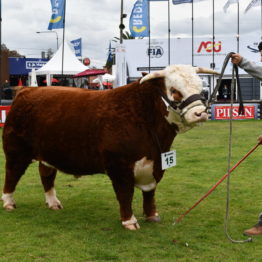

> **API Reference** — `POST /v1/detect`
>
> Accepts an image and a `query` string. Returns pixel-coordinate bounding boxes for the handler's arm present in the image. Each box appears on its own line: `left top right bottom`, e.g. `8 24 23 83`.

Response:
231 54 262 81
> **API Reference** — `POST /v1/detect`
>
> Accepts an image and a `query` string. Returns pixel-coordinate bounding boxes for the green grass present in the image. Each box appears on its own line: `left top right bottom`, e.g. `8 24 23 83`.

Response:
1 120 262 262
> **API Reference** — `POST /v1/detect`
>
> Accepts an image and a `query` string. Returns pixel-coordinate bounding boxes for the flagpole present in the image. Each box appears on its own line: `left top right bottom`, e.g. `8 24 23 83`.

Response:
212 0 215 70
168 0 170 65
212 0 215 97
120 0 124 44
191 0 194 66
61 0 66 78
148 0 151 73
237 1 239 53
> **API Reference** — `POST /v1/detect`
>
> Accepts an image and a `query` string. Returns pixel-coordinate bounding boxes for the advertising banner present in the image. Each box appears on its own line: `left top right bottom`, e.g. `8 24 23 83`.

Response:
129 0 149 37
0 106 11 127
124 36 261 78
48 0 65 30
70 38 82 57
211 104 258 120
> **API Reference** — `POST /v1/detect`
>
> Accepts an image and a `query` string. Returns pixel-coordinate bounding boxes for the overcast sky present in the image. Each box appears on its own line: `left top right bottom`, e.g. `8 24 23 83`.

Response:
1 0 261 68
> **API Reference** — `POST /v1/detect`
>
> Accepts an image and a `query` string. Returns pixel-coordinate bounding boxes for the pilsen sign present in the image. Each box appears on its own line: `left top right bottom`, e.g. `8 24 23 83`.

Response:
211 104 258 120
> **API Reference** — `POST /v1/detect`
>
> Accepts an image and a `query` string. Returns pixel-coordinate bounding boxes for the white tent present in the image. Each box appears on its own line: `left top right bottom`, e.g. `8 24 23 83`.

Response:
32 42 88 85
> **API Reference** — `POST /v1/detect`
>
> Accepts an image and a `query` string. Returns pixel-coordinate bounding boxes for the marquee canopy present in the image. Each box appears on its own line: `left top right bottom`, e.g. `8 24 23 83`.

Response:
33 42 88 85
73 69 106 78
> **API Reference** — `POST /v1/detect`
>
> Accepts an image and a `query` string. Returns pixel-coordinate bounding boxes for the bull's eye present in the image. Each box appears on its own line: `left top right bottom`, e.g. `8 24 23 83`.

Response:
170 88 177 94
170 88 183 101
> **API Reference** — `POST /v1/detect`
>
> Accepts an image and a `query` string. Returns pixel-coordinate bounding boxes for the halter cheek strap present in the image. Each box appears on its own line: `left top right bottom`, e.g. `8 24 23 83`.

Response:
161 93 206 113
178 94 206 110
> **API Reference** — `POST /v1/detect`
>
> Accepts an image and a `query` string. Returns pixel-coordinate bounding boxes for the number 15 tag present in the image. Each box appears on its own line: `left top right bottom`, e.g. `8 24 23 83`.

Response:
161 150 176 170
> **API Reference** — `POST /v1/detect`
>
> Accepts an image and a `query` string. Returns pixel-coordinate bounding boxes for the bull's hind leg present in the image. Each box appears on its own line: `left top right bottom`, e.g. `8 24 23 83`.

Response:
2 155 32 210
143 189 160 222
39 162 63 210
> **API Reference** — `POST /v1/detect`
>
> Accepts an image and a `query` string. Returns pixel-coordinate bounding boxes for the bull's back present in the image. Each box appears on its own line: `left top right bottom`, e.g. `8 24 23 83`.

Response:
3 86 143 174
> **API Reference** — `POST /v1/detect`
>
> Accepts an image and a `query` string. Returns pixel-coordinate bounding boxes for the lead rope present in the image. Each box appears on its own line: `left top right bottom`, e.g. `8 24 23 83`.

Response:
224 65 252 243
208 52 244 115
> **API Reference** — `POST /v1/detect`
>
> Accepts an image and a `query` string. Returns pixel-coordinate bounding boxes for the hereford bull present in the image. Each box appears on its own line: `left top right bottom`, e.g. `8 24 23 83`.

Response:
1 65 218 230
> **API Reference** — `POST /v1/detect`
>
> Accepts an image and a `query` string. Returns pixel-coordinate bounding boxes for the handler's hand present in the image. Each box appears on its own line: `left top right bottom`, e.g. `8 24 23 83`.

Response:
231 53 243 65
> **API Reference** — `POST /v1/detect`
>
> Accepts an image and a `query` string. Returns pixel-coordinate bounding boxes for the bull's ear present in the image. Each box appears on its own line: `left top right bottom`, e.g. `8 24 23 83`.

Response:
141 72 148 77
195 67 220 75
140 70 165 84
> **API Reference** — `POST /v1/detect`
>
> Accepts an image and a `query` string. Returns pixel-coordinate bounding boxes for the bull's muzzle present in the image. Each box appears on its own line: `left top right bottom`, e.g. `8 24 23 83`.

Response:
182 104 208 124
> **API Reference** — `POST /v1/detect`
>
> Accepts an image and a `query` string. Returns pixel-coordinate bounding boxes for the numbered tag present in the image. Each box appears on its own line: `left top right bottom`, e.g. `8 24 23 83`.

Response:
161 150 176 170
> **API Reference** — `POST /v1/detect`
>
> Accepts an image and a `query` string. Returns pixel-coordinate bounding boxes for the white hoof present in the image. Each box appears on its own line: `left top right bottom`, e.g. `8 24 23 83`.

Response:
2 193 16 211
48 202 63 210
122 215 140 230
145 212 161 222
45 188 63 210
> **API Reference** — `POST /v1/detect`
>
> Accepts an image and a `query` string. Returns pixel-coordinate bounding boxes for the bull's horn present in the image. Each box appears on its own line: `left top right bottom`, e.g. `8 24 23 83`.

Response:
195 67 220 75
140 70 166 84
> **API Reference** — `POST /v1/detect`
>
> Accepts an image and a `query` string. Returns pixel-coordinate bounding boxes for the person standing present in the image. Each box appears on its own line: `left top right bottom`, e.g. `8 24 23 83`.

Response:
231 42 262 236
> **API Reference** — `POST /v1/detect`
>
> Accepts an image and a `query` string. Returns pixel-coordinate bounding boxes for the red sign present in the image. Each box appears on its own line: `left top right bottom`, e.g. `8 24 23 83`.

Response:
213 105 256 120
0 106 11 127
83 57 91 66
197 41 222 53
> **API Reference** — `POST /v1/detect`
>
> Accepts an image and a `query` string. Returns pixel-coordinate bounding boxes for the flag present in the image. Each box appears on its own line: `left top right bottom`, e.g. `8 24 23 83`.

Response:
244 0 261 13
48 0 65 30
106 42 113 67
70 38 82 57
223 0 238 13
129 0 149 37
172 0 206 4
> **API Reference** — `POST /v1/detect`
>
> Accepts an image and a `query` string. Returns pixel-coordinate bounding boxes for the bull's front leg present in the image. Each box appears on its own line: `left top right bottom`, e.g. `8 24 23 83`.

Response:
111 179 140 231
143 189 161 222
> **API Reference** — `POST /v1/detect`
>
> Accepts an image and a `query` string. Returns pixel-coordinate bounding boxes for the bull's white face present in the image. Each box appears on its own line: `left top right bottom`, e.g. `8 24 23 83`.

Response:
140 64 219 133
164 65 208 127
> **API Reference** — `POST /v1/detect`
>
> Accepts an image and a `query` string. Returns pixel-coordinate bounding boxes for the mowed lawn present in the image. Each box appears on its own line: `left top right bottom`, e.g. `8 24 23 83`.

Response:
0 120 262 262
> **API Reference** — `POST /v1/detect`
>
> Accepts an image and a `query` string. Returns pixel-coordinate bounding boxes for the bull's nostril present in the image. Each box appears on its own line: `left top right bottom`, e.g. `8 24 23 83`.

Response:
195 112 202 117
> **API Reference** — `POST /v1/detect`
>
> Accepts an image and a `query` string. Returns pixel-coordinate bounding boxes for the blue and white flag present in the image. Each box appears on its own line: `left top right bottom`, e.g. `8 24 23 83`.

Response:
48 0 65 30
129 0 149 37
223 0 238 13
106 42 113 65
172 0 206 4
70 38 82 57
244 0 261 13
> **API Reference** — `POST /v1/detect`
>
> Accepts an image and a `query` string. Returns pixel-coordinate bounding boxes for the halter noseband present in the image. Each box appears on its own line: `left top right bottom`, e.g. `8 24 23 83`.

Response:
161 92 206 114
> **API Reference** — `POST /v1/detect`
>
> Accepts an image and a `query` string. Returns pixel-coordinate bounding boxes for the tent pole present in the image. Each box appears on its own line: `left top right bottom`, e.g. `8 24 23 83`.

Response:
61 0 66 80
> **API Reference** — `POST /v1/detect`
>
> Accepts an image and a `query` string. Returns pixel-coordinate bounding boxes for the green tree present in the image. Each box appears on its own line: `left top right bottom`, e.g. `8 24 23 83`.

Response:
1 44 23 57
112 31 135 42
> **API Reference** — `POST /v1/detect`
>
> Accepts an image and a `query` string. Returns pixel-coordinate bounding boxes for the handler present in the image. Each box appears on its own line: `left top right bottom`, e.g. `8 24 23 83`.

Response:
231 42 262 236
